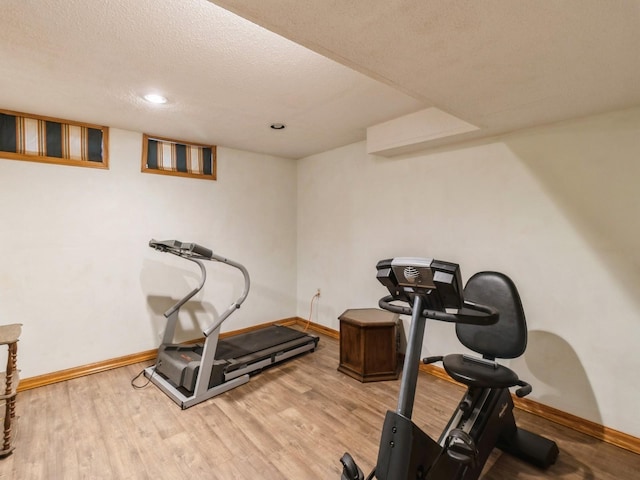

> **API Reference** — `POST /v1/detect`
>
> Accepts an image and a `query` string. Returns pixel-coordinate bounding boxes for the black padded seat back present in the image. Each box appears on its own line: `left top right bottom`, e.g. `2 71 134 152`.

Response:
457 271 527 359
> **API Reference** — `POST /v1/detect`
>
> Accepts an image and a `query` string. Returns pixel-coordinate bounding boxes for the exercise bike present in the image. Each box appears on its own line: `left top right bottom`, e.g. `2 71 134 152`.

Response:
340 257 558 479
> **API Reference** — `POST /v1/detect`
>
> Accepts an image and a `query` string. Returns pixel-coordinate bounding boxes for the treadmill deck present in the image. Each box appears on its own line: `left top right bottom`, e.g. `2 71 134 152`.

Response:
212 324 312 360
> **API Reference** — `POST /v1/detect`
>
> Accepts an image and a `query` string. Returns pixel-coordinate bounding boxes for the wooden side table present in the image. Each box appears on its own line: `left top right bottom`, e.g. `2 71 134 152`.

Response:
338 308 399 382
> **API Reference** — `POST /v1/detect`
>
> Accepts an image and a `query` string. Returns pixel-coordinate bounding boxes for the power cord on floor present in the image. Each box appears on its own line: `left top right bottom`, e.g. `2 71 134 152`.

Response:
304 291 320 331
130 363 156 389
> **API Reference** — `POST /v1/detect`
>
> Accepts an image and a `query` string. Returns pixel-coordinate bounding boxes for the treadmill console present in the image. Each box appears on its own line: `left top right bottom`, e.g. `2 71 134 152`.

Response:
149 239 213 259
149 239 183 252
376 257 464 311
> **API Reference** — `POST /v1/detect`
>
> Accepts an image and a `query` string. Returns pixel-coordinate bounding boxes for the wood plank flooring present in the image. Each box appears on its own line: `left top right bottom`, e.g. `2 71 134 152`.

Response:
1 332 638 479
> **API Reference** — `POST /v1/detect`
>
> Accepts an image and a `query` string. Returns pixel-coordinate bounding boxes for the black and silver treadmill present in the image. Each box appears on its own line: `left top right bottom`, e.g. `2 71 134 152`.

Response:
143 239 319 409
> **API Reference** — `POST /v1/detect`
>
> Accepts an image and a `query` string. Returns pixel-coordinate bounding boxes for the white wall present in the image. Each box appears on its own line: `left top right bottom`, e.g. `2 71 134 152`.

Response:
296 107 640 437
0 128 298 378
2 107 639 438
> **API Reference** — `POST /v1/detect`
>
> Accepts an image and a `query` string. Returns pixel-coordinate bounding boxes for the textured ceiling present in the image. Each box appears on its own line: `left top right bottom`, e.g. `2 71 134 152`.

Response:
210 0 640 149
0 0 422 159
1 0 639 159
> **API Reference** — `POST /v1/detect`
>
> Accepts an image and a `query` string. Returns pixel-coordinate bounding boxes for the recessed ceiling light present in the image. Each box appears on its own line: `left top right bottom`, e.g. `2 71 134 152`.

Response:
270 123 286 130
143 93 168 104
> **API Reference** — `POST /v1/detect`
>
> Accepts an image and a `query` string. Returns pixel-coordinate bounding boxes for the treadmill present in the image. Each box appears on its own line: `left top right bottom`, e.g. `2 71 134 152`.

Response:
143 239 319 409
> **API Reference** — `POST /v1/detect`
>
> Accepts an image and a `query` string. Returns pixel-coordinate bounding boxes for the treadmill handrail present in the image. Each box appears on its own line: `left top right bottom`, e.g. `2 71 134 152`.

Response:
202 257 250 337
379 295 498 325
164 258 207 318
150 239 251 337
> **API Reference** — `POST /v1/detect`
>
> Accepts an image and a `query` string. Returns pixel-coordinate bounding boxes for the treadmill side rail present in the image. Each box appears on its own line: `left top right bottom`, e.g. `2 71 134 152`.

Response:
144 365 250 409
223 339 318 382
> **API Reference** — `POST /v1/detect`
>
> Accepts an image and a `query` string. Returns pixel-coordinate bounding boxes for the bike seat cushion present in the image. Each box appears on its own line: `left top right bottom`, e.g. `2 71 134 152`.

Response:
442 354 520 388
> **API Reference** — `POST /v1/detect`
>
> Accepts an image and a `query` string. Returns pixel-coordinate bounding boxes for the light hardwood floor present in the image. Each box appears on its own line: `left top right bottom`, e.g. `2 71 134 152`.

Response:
1 333 638 479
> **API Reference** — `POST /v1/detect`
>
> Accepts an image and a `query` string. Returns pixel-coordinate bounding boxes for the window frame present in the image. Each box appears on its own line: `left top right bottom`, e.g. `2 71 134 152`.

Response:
0 108 109 169
141 133 217 181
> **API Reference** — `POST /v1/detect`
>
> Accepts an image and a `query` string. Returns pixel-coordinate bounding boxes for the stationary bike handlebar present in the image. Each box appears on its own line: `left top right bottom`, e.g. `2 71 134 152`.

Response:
379 295 499 325
376 257 499 326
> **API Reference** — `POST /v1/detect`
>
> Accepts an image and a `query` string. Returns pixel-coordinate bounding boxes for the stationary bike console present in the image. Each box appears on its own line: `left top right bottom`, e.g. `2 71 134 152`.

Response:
376 257 498 325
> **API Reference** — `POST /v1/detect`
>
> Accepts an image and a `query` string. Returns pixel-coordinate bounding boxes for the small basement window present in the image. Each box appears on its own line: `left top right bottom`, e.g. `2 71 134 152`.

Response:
0 109 108 169
141 134 216 181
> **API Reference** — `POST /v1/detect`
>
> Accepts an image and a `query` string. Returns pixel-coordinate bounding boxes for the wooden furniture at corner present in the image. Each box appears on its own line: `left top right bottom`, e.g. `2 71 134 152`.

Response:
338 308 399 382
0 323 21 457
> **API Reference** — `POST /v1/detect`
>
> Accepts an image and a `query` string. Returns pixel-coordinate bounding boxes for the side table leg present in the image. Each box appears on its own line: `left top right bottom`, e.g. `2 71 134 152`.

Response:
2 341 17 453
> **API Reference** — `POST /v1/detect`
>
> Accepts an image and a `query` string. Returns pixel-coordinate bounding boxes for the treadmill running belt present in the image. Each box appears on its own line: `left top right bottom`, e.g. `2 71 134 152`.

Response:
214 325 310 360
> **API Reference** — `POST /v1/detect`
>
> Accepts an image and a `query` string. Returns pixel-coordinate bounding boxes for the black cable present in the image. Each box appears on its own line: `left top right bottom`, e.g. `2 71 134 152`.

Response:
130 364 156 389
